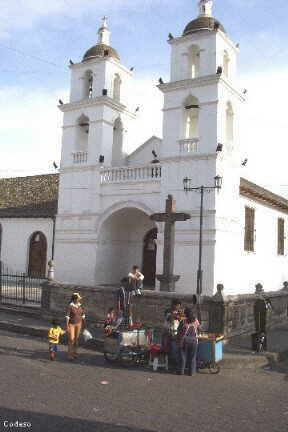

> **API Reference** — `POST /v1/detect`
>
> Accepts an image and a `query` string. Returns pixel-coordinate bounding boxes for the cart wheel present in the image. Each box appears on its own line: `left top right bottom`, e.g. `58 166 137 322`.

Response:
209 364 221 374
104 352 120 363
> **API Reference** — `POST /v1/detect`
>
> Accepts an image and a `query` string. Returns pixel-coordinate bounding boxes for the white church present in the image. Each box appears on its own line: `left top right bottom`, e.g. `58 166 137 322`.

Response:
1 0 288 296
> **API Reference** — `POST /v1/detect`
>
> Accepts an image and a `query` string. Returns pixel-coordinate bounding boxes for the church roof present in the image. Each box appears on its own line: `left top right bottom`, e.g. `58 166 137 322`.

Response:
183 16 226 36
82 43 120 62
0 174 287 218
240 178 288 214
0 174 59 218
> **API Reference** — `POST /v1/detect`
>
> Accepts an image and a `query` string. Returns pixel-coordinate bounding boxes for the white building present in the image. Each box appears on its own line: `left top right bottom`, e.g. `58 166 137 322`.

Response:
1 1 288 295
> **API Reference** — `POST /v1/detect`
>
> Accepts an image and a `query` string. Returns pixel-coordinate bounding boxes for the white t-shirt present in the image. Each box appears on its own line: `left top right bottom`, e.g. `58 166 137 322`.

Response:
128 271 144 281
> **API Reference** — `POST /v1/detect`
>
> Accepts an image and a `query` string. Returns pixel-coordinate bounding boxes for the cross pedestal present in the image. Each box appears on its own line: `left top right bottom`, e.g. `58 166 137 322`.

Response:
150 195 191 292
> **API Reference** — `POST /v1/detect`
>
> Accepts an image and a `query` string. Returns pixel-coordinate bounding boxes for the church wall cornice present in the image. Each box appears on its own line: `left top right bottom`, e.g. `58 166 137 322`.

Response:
58 96 136 119
158 75 244 102
161 153 217 163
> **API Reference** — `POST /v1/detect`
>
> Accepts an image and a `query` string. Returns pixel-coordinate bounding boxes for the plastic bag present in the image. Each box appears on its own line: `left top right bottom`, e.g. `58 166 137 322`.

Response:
82 328 93 342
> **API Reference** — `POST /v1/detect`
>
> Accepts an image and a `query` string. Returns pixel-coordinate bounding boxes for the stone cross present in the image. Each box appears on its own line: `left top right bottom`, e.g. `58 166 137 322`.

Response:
150 195 191 292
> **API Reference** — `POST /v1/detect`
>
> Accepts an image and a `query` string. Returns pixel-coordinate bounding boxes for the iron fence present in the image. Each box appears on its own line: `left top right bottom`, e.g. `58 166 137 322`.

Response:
0 262 45 307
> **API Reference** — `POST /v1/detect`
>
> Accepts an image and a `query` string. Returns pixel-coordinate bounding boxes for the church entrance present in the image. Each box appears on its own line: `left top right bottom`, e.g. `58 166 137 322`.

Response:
96 207 157 285
142 228 157 288
28 231 47 277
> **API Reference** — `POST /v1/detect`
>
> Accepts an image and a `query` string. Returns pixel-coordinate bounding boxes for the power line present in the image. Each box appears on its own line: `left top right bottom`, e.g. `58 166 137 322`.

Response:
0 43 66 69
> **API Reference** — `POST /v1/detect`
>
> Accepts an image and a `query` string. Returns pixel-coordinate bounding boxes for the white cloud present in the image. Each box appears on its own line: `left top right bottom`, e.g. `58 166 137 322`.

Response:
0 86 66 176
238 69 288 194
0 0 170 39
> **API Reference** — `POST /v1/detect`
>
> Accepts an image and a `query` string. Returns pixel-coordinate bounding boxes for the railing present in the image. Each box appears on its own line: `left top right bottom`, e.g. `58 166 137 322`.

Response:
100 164 162 184
179 138 199 154
0 261 45 307
72 151 88 164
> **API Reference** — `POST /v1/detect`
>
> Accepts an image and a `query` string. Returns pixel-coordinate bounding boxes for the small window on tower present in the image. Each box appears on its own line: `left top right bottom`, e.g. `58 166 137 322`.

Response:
223 51 230 78
84 70 93 99
226 102 234 143
184 95 199 139
113 74 121 101
188 45 200 79
244 207 255 252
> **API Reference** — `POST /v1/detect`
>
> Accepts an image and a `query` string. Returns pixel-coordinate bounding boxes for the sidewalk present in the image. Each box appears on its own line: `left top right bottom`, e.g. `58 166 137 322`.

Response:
0 306 287 370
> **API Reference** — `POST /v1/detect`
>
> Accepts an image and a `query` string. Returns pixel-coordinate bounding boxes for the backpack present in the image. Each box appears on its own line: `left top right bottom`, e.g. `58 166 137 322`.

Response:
183 323 197 345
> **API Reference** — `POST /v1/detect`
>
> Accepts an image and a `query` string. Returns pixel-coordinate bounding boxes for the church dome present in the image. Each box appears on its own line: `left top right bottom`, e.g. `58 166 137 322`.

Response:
183 16 226 36
82 43 120 62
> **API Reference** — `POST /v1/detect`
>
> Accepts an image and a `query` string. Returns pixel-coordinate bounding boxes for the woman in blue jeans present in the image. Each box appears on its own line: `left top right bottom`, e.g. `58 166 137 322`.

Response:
177 308 199 376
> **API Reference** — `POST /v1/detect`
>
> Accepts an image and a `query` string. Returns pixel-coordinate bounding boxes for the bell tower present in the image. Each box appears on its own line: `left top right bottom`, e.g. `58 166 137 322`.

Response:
59 17 135 168
160 0 243 159
158 1 245 294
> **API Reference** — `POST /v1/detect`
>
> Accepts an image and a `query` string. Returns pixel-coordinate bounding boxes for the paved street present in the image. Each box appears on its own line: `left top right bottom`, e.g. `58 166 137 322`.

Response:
0 330 287 432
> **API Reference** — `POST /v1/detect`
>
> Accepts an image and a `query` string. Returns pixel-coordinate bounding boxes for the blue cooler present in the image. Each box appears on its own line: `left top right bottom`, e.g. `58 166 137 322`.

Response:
198 336 223 364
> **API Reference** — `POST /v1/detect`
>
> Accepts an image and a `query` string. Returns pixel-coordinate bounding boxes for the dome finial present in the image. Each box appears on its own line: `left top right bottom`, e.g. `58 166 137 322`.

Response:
97 16 111 45
198 0 213 17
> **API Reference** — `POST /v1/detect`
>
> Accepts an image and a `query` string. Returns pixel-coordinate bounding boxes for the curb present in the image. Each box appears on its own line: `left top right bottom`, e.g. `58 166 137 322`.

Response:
0 320 281 370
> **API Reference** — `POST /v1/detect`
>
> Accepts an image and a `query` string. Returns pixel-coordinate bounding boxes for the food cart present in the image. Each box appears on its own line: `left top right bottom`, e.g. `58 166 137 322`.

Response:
103 327 150 365
197 334 223 374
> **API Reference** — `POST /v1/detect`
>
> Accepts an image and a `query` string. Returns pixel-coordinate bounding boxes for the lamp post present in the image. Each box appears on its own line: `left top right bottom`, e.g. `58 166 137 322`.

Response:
183 175 223 321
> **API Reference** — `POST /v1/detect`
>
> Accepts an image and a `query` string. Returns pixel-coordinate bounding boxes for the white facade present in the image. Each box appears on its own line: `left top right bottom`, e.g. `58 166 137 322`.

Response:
0 218 54 274
53 9 288 295
1 7 284 295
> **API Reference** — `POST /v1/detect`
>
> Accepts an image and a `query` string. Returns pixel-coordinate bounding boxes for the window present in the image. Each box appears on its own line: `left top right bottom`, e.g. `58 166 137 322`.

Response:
188 45 200 79
84 70 93 99
184 95 199 139
76 114 90 152
113 74 121 101
223 51 230 78
112 117 123 166
244 207 255 252
278 218 285 256
226 102 234 143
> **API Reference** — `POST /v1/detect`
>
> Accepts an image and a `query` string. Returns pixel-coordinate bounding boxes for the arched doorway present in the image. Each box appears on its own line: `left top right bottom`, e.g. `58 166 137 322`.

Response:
96 208 156 285
28 232 47 277
142 228 158 288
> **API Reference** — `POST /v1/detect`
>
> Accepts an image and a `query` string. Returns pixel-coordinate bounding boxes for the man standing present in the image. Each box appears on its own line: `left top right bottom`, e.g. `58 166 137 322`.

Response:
117 277 132 327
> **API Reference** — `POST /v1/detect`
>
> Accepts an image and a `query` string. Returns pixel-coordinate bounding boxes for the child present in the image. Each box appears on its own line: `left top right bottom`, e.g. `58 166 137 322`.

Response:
128 265 144 296
48 319 65 361
104 307 117 334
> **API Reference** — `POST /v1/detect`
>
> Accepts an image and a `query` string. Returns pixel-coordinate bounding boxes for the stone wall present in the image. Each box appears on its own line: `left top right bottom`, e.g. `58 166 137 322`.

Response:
41 282 288 337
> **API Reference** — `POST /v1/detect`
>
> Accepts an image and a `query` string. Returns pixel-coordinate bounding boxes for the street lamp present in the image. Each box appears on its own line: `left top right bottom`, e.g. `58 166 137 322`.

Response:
183 175 223 321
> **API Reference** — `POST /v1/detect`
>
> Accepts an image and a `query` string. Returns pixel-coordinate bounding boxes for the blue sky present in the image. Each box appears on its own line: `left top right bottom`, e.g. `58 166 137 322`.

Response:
1 0 288 194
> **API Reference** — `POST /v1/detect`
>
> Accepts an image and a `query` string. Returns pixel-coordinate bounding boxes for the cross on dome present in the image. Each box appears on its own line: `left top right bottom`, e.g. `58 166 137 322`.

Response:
102 16 108 28
97 16 110 45
198 0 213 17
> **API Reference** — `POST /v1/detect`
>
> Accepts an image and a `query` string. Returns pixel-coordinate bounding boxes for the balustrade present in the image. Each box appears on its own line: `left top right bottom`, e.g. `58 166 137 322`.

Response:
72 152 88 164
100 164 162 184
179 138 199 154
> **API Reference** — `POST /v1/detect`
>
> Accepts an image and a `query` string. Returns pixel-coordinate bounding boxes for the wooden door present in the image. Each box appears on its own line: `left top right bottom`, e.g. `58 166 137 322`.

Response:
28 232 47 277
142 228 157 289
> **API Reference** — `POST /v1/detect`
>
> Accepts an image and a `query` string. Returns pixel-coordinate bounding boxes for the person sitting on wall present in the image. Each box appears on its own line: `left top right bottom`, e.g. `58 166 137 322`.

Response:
128 265 144 296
